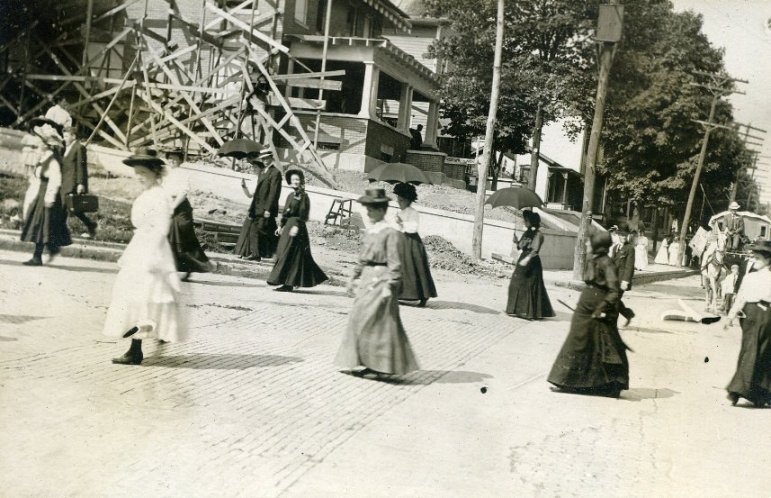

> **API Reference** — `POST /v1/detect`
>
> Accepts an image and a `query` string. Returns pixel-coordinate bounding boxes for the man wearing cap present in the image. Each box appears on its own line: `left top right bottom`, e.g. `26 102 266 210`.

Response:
234 149 282 261
60 128 97 238
724 201 744 251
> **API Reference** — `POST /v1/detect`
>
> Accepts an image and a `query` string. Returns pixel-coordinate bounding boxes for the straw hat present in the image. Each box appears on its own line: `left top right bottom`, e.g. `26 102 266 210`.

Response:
728 201 740 210
357 187 391 205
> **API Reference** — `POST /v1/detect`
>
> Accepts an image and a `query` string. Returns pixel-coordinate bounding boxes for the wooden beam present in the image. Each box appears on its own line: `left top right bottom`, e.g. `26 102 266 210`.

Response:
205 3 289 54
272 70 346 82
266 95 325 110
138 91 217 154
285 78 342 91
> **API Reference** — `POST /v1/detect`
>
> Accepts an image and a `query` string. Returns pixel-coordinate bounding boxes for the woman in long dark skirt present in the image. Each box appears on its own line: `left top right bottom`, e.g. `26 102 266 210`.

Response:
505 211 555 319
547 231 630 397
267 169 327 292
20 120 71 266
724 240 771 408
162 149 211 281
335 188 419 379
393 182 437 307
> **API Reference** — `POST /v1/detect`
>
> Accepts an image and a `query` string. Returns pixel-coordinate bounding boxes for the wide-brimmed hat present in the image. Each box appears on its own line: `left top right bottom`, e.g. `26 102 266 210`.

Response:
728 201 740 210
284 168 305 185
357 187 391 205
749 239 771 255
123 147 164 168
256 148 272 159
29 116 63 136
393 182 418 203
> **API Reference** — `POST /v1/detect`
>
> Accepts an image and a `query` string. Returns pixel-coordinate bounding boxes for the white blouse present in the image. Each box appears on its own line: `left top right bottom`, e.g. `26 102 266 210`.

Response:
162 167 190 204
728 266 771 318
397 205 419 234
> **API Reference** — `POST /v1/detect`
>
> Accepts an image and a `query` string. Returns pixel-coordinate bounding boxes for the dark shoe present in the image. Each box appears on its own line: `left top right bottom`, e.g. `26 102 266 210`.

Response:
23 257 43 266
181 272 191 282
727 393 739 406
274 285 293 292
87 223 97 238
417 299 427 308
112 352 143 365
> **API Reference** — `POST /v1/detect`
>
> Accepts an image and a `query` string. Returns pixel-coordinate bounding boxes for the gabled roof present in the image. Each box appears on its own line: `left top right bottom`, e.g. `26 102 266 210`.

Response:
359 0 412 33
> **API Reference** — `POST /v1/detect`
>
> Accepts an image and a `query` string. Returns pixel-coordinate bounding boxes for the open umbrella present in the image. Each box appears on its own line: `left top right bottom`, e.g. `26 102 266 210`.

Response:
217 138 263 159
484 187 544 210
368 162 431 185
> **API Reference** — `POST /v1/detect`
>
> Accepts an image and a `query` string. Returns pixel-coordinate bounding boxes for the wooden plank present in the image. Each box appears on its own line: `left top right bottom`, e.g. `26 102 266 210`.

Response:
285 78 342 91
272 70 346 82
138 91 217 155
160 45 197 63
92 0 141 24
205 3 289 54
169 13 223 49
266 95 325 110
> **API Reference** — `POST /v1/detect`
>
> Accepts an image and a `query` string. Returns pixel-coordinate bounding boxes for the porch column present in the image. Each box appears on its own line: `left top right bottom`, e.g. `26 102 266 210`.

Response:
358 61 380 119
284 58 294 99
397 83 413 133
562 172 569 209
424 99 439 148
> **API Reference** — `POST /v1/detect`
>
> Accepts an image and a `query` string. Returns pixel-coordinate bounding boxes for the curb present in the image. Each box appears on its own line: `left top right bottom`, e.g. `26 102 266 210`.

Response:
0 232 347 287
547 269 699 292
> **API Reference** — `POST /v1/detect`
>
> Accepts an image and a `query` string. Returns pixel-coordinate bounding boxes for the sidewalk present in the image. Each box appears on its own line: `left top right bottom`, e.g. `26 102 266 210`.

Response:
0 228 697 290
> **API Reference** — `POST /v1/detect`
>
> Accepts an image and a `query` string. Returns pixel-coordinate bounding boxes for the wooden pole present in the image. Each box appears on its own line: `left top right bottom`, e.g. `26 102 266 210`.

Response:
471 0 504 260
676 95 718 267
527 102 543 191
572 1 621 280
313 0 333 148
82 0 95 67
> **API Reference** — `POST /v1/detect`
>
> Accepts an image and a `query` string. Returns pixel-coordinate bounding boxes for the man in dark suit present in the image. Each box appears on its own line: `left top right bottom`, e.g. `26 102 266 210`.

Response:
60 128 97 238
724 201 744 251
235 150 282 260
613 230 637 325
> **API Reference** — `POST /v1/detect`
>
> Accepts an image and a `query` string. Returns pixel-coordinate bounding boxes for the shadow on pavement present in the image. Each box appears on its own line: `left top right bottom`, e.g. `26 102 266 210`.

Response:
141 353 304 370
0 258 117 274
189 280 262 288
401 370 493 385
621 387 679 401
428 300 500 315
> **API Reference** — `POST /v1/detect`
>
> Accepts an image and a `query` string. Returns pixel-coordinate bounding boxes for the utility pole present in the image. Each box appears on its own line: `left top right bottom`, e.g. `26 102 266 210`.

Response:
676 72 747 267
472 0 504 260
572 1 624 280
730 122 767 202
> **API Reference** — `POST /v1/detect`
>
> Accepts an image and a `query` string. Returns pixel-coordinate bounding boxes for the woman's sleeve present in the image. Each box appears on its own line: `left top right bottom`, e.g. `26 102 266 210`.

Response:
279 194 292 227
598 259 620 313
385 230 403 290
530 232 544 255
43 154 62 204
300 194 310 222
727 273 752 319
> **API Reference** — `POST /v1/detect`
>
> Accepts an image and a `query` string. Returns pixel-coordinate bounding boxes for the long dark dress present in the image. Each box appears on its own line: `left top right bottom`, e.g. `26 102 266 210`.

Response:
505 229 555 319
21 152 72 249
267 191 327 288
169 199 211 273
397 206 437 301
335 221 419 375
726 267 771 406
547 252 630 394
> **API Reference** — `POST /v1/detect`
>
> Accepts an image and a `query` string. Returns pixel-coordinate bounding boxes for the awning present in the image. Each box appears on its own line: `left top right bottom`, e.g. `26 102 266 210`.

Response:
359 0 412 33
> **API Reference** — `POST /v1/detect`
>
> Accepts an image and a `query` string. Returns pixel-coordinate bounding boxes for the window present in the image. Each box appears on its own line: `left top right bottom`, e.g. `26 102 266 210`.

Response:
761 226 767 238
294 0 308 25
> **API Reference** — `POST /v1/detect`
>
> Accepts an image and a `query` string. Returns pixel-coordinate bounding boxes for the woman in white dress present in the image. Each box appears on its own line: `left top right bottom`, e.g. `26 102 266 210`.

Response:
668 237 681 266
103 148 186 365
634 231 649 271
654 237 669 265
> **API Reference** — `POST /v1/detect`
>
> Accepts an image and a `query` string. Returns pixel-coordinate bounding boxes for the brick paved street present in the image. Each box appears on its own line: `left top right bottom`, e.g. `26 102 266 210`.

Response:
0 250 769 497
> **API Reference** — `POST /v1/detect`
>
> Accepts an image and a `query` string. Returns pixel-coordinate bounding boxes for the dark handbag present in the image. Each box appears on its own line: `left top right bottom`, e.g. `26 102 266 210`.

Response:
65 194 99 213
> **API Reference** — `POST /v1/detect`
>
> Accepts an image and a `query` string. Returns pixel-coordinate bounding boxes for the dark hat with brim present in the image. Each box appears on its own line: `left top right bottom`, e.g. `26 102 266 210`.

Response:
123 147 164 168
284 168 305 185
357 187 391 205
749 240 771 255
29 116 63 136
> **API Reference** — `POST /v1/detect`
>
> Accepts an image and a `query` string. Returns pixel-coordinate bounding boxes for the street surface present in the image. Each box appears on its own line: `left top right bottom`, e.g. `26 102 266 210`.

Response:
0 249 768 497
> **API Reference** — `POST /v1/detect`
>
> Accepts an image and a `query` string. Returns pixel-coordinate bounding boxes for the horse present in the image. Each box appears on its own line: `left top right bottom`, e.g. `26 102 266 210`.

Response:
700 230 727 312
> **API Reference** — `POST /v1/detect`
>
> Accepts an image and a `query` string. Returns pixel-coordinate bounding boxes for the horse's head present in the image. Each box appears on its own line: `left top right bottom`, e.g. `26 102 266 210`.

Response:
715 230 727 251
